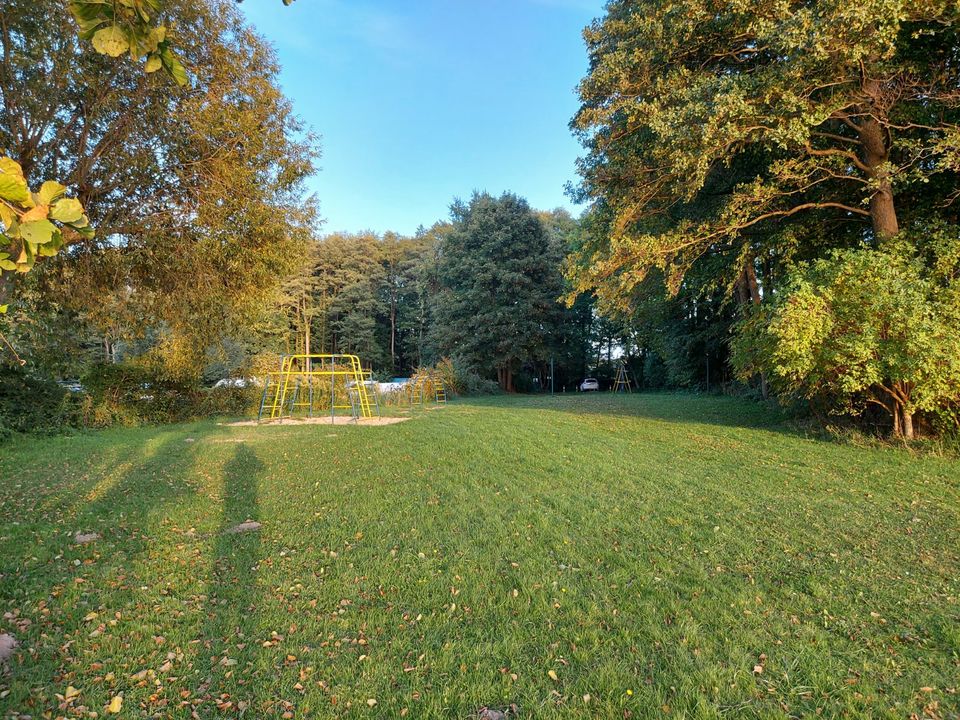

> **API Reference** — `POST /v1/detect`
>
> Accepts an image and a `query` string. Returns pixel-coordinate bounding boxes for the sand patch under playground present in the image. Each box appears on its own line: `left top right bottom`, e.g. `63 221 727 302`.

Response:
225 416 409 427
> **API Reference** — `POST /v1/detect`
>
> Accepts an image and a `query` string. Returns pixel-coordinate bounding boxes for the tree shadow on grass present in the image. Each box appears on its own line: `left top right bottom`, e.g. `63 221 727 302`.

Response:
0 425 219 716
192 444 266 714
463 392 804 436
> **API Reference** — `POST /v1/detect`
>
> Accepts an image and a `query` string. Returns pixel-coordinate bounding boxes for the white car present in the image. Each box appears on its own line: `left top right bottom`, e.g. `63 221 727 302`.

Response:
213 378 250 389
579 377 600 392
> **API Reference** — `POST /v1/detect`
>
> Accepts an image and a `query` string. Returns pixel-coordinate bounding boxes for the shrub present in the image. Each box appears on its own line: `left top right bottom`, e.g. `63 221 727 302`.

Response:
81 362 203 425
732 235 960 440
0 365 81 434
432 357 500 396
199 384 262 417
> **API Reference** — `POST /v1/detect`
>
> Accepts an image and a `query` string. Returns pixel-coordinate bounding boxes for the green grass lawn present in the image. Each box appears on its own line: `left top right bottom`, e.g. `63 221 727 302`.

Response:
1 394 958 719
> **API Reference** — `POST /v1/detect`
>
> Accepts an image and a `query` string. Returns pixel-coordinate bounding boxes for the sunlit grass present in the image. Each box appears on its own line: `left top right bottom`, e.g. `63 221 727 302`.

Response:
1 394 958 718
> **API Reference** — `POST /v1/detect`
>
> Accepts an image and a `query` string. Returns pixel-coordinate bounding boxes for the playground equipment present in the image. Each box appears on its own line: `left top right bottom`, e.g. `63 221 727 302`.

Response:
258 354 380 422
407 370 447 406
611 360 637 393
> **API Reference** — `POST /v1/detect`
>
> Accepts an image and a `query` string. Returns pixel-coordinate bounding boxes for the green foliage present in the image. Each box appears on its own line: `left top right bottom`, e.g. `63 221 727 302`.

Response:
426 357 500 397
69 0 187 84
199 384 262 418
255 215 597 390
0 366 80 437
2 0 318 377
570 0 960 307
78 362 260 427
0 158 93 283
431 193 566 391
81 362 195 425
732 232 960 438
68 0 297 86
0 0 299 299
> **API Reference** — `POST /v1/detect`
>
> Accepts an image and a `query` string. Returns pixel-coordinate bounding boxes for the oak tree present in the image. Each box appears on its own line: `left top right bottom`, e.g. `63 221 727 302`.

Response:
569 0 960 307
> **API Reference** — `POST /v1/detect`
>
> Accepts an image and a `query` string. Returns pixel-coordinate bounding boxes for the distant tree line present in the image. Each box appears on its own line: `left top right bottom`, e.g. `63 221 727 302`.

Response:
260 195 617 393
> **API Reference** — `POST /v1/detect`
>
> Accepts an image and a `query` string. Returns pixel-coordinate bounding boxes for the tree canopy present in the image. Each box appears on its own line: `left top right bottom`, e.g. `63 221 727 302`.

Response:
431 193 567 392
569 0 960 306
1 0 318 376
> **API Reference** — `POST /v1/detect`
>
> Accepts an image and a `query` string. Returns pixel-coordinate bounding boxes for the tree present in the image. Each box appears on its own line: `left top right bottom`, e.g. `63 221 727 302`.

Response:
0 0 296 298
306 233 386 364
568 0 960 306
1 0 319 376
732 231 960 439
377 232 433 373
398 223 449 372
431 192 565 392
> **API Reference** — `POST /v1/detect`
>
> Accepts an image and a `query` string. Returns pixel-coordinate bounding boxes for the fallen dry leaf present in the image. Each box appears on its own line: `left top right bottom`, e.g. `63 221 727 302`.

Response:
0 634 17 662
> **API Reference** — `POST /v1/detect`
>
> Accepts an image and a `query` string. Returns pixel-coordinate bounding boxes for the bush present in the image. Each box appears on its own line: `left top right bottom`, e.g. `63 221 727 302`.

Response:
0 365 82 435
732 238 960 440
0 360 262 440
199 384 262 417
432 357 500 396
81 362 203 425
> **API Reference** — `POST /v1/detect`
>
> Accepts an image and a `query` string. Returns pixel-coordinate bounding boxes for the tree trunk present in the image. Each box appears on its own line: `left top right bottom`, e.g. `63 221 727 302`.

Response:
390 293 396 372
886 383 915 440
745 262 761 306
497 360 515 392
740 259 769 399
303 297 310 357
901 410 914 440
417 296 425 368
736 271 751 306
858 114 899 240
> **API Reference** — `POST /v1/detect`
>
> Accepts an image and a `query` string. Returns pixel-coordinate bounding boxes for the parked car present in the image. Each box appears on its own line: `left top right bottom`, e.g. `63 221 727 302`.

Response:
56 380 84 393
579 377 600 392
213 378 250 389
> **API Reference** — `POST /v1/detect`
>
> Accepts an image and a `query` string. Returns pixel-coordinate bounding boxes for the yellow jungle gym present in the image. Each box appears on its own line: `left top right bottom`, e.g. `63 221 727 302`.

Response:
258 354 378 422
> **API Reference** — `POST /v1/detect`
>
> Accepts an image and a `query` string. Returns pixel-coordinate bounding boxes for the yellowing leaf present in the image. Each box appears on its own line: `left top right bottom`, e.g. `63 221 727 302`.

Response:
159 45 188 86
92 26 130 58
548 669 559 681
37 181 66 205
20 204 49 223
107 695 123 713
0 203 14 230
0 170 30 205
0 157 24 182
50 198 84 224
20 219 56 245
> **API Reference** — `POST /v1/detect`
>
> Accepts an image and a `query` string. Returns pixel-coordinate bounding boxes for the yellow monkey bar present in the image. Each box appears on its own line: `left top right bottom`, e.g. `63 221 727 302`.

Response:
258 354 377 422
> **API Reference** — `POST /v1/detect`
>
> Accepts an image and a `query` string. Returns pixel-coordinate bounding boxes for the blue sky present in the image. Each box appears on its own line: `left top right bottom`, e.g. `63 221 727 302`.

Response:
239 0 605 236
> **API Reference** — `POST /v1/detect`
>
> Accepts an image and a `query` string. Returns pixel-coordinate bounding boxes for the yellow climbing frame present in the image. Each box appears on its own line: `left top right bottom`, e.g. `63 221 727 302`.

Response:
259 354 375 421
